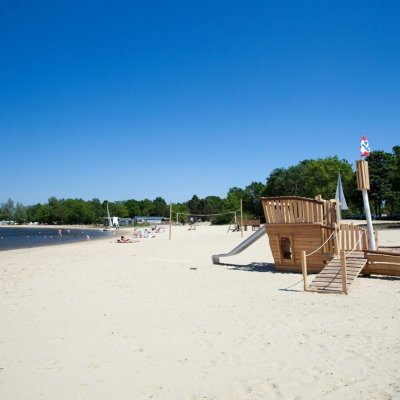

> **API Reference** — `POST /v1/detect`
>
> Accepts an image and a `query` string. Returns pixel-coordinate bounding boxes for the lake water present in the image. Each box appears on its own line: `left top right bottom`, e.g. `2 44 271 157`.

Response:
0 226 115 251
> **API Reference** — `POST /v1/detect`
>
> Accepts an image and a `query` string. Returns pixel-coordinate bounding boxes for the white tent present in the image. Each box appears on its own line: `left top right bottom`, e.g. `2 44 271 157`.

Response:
335 173 348 210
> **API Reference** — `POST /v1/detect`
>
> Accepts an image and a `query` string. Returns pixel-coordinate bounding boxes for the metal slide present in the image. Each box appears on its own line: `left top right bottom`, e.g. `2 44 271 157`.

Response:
212 226 266 264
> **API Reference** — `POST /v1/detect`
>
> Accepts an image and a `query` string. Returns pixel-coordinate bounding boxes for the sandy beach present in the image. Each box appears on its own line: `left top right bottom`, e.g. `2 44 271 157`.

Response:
1 224 399 399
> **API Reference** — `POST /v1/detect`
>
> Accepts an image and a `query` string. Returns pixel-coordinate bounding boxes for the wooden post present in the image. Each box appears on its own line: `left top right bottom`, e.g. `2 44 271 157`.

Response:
334 223 340 256
315 194 323 223
356 160 376 251
169 203 172 240
335 199 341 225
340 250 348 294
240 199 243 238
301 251 308 291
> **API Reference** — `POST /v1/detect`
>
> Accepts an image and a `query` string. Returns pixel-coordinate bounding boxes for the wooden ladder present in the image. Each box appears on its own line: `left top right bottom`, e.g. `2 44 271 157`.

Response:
307 254 367 294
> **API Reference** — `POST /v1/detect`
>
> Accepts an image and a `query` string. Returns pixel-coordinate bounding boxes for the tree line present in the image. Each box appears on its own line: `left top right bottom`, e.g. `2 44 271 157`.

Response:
1 147 399 225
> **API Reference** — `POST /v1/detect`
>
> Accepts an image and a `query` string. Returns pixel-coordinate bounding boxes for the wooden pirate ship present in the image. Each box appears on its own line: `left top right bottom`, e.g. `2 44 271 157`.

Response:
261 196 367 272
261 194 400 293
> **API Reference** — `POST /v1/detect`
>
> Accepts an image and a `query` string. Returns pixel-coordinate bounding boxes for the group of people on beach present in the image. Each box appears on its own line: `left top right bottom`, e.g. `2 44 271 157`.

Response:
116 225 164 243
133 226 162 238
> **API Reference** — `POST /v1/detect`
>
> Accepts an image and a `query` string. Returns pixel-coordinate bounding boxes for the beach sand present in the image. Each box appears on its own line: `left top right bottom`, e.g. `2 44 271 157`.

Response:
1 224 399 399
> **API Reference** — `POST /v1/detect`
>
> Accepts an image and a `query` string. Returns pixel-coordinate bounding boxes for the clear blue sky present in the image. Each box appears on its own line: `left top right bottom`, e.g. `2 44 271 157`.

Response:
1 0 399 205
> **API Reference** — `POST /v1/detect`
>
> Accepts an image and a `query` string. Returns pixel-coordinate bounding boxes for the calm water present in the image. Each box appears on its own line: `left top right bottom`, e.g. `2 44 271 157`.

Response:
0 226 115 251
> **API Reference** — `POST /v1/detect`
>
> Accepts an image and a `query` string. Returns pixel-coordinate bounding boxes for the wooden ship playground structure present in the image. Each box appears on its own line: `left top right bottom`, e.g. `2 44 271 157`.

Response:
261 195 399 293
213 160 400 294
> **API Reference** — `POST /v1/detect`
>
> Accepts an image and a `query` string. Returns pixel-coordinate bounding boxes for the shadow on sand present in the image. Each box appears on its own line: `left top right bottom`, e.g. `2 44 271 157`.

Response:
215 261 306 292
215 261 276 273
359 274 400 282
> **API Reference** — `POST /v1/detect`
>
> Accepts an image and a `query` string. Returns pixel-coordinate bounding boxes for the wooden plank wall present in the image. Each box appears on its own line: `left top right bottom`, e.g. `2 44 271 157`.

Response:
363 251 400 276
266 224 331 273
261 197 337 226
339 223 369 251
321 226 335 254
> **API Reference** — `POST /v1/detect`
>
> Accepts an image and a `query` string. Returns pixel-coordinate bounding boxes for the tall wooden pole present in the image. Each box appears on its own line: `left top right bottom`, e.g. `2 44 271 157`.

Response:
240 199 243 238
356 160 376 250
334 222 340 256
335 203 342 255
340 250 348 294
301 251 308 291
169 203 172 240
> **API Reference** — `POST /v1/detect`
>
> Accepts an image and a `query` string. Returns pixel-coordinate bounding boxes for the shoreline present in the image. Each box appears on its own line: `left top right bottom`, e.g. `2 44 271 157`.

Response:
0 225 121 253
0 224 103 230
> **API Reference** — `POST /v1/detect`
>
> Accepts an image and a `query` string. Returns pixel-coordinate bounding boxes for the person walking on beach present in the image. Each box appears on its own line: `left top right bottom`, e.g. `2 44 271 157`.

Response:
58 229 62 238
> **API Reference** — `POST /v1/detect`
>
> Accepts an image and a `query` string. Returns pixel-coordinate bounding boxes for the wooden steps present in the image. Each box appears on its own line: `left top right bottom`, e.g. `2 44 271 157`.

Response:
307 255 368 294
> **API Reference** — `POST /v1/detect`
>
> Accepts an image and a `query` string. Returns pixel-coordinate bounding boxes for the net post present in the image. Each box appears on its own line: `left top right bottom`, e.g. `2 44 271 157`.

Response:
169 203 172 240
240 199 243 238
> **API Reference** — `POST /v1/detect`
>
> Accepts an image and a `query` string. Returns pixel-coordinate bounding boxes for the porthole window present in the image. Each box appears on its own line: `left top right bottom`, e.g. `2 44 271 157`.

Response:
280 237 292 260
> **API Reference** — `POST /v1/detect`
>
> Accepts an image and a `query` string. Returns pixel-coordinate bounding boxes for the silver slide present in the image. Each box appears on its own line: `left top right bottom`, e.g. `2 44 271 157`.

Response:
212 225 266 264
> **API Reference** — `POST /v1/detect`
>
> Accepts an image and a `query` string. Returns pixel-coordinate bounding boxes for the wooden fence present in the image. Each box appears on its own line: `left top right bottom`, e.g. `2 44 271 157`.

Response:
261 196 337 226
339 223 369 252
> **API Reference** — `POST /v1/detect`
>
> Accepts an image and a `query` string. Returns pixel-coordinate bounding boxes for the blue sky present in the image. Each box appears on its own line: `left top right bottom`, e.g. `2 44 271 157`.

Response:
1 0 399 205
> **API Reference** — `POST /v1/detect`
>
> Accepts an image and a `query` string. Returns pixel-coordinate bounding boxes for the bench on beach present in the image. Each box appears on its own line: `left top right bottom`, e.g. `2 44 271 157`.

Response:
239 219 261 231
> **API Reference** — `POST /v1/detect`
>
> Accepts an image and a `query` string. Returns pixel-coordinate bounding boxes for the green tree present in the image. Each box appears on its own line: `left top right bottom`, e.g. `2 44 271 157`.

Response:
152 197 168 216
87 198 104 223
244 181 267 218
112 202 129 218
139 199 154 216
0 198 15 221
172 202 190 224
203 196 223 214
187 195 202 215
28 203 53 224
265 161 311 197
125 199 142 216
14 202 28 223
367 150 396 217
387 146 400 215
224 187 254 221
301 157 353 200
265 157 355 206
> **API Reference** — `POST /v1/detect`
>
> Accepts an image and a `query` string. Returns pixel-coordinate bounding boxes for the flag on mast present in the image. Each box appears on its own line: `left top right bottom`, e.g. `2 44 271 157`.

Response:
335 173 348 210
360 135 370 157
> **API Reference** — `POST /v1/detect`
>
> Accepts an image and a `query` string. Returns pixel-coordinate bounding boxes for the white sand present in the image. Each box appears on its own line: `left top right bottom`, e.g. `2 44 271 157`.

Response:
1 224 399 399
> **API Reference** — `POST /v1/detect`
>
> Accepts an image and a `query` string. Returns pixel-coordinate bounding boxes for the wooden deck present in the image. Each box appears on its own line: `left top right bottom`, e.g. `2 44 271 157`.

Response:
307 254 367 294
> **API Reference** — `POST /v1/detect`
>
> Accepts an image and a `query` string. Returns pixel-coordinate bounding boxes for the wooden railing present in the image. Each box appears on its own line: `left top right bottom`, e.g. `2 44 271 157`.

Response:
302 225 368 294
339 223 369 252
261 196 337 226
321 225 337 255
301 227 337 290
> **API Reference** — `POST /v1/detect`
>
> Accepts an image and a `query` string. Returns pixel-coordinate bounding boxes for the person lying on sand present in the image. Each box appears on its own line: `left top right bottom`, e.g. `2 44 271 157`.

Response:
117 236 132 243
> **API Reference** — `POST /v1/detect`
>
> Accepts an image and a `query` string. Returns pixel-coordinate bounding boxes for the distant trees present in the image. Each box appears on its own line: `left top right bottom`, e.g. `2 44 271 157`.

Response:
14 202 28 223
389 146 400 215
366 147 400 218
1 197 174 225
263 149 400 217
265 156 354 200
2 146 399 225
0 199 15 221
153 197 169 217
